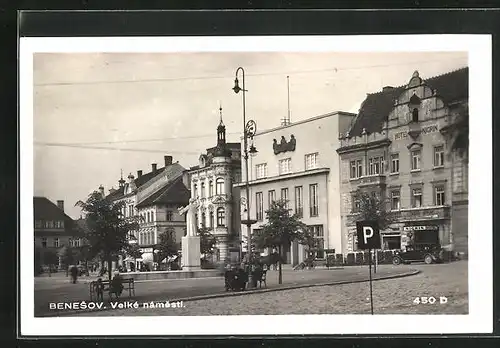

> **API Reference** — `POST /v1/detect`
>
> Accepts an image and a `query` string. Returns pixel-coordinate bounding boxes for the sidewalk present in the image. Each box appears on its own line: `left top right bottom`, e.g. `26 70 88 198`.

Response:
35 264 417 317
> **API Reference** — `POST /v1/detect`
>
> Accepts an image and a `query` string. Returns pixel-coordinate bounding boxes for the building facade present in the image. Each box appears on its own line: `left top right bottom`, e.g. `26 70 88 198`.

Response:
337 68 468 255
236 112 356 265
105 156 190 270
188 110 242 263
33 197 82 268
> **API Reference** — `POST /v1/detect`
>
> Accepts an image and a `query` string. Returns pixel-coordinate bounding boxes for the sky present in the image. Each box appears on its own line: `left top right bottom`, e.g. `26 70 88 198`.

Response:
33 51 468 219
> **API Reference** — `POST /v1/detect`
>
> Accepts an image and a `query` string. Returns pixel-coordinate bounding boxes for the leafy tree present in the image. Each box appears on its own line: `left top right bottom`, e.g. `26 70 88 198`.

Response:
198 227 217 259
156 228 178 264
349 189 395 249
254 199 308 284
57 245 77 275
75 191 142 281
443 104 468 162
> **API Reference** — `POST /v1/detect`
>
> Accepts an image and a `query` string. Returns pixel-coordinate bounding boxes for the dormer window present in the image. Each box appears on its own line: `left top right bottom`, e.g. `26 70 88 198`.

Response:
412 108 419 123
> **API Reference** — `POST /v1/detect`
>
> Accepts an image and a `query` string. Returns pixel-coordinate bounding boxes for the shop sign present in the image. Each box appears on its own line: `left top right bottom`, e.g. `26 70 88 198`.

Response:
403 225 439 231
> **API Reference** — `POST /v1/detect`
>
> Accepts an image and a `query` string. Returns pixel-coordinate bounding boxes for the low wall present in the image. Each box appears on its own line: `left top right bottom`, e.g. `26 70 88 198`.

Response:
120 269 222 281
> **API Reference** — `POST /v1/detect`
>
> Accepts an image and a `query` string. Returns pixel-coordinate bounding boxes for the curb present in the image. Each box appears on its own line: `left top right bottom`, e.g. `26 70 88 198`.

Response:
168 269 421 303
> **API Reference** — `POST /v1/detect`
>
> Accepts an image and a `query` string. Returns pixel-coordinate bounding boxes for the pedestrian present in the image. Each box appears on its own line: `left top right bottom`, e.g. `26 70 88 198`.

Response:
111 270 124 299
70 265 78 284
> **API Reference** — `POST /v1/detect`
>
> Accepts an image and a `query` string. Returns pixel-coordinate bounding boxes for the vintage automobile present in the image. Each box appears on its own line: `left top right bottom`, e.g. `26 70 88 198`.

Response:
392 244 444 265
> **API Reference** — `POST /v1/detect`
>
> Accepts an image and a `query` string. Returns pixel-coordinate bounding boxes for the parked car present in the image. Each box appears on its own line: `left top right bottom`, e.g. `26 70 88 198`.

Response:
392 244 444 265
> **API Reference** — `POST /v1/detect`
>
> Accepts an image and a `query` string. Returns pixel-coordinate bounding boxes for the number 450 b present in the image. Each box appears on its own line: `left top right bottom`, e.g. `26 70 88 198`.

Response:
413 296 448 304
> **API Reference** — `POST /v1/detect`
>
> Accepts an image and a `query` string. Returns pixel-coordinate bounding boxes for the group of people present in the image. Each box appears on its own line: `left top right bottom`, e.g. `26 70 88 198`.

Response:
93 270 124 301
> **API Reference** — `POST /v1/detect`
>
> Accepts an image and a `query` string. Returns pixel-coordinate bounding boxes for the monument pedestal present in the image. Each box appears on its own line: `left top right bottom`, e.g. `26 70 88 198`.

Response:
182 236 201 271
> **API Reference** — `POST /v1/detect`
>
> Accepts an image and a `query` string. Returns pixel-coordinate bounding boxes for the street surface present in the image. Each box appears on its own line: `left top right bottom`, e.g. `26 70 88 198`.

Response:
35 264 417 317
76 261 468 316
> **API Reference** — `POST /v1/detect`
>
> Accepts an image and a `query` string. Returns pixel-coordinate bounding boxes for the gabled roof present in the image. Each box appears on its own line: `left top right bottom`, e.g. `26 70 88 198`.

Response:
105 163 185 201
348 67 468 137
136 176 190 208
33 196 73 222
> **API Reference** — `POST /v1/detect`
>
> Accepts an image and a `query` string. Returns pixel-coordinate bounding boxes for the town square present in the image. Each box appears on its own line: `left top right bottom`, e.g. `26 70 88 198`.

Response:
28 44 473 323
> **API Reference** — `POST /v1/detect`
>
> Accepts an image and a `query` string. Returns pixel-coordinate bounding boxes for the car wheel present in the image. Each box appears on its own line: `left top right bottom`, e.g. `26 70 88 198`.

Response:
392 256 401 265
424 255 433 264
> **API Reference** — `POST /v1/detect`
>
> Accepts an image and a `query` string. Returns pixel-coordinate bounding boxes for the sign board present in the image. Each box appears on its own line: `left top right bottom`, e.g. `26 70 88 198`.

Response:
403 225 439 231
356 221 381 250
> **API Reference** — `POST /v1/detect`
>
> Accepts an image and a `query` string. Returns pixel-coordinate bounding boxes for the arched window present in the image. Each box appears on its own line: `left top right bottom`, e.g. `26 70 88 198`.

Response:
151 211 155 222
209 211 214 229
217 207 226 227
209 181 214 197
412 108 419 122
201 212 206 228
216 178 224 195
201 182 205 198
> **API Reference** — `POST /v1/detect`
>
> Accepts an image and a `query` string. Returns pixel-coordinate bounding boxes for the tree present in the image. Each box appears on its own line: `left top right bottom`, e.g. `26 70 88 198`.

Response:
198 227 217 259
254 199 308 284
57 245 77 276
75 191 142 281
443 104 469 162
349 189 396 249
156 228 178 265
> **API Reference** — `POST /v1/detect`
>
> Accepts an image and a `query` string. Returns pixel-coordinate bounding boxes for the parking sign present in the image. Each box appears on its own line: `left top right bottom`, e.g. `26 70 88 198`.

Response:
356 221 381 250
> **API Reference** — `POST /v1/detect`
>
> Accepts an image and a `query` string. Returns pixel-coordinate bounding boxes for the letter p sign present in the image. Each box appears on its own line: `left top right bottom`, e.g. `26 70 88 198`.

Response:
356 221 381 250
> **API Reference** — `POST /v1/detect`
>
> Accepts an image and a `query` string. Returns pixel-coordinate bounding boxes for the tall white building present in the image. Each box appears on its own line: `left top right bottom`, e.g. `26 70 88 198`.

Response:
236 112 356 265
188 108 242 263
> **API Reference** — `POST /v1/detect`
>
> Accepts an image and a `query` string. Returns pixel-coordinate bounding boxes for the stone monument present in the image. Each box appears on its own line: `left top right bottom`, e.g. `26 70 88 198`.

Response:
178 198 201 271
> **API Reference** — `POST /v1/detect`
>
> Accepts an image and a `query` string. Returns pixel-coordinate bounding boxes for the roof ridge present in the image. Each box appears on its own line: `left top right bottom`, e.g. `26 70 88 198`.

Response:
423 66 468 83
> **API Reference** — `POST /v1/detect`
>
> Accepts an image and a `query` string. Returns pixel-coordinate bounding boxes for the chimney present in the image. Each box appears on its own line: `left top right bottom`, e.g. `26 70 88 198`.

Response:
57 200 64 212
382 86 394 92
151 163 157 172
137 170 143 178
164 155 173 166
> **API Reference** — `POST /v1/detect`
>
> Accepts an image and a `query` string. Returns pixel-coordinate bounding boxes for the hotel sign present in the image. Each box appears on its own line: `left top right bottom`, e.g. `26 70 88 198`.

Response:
403 225 439 231
394 124 439 140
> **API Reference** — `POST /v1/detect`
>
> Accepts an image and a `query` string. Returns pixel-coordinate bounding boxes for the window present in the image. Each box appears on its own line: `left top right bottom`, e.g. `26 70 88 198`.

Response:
46 221 54 229
217 208 226 227
350 161 357 179
357 160 363 177
41 237 47 248
201 212 206 228
411 188 423 208
295 186 303 218
129 205 134 217
279 158 292 175
256 192 264 221
391 190 401 210
69 238 73 247
74 238 80 247
368 156 384 175
268 190 276 207
412 108 419 122
411 150 421 171
201 182 205 198
53 238 59 248
216 178 224 195
352 194 360 212
256 163 268 179
193 184 198 198
281 188 289 209
435 185 445 206
391 153 400 173
310 225 325 258
349 159 363 178
309 184 319 217
434 145 444 167
209 211 214 229
208 181 214 197
35 220 42 228
305 153 318 170
166 210 173 221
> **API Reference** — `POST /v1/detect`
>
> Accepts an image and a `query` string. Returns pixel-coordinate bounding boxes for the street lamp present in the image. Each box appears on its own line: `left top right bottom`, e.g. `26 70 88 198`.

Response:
233 67 258 289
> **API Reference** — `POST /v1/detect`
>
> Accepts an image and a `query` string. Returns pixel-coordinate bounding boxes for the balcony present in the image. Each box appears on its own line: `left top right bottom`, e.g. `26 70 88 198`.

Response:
351 174 386 188
393 205 451 222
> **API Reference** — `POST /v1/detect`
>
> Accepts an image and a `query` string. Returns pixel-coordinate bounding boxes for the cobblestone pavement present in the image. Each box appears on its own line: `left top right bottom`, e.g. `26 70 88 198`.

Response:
75 261 467 316
35 264 417 317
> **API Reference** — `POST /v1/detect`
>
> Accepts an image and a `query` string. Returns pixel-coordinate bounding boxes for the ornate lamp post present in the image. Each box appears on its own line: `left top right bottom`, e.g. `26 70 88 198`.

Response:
233 67 258 288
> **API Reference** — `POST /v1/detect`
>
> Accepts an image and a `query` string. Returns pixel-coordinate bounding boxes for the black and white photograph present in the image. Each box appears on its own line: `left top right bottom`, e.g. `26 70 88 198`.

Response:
20 35 492 336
